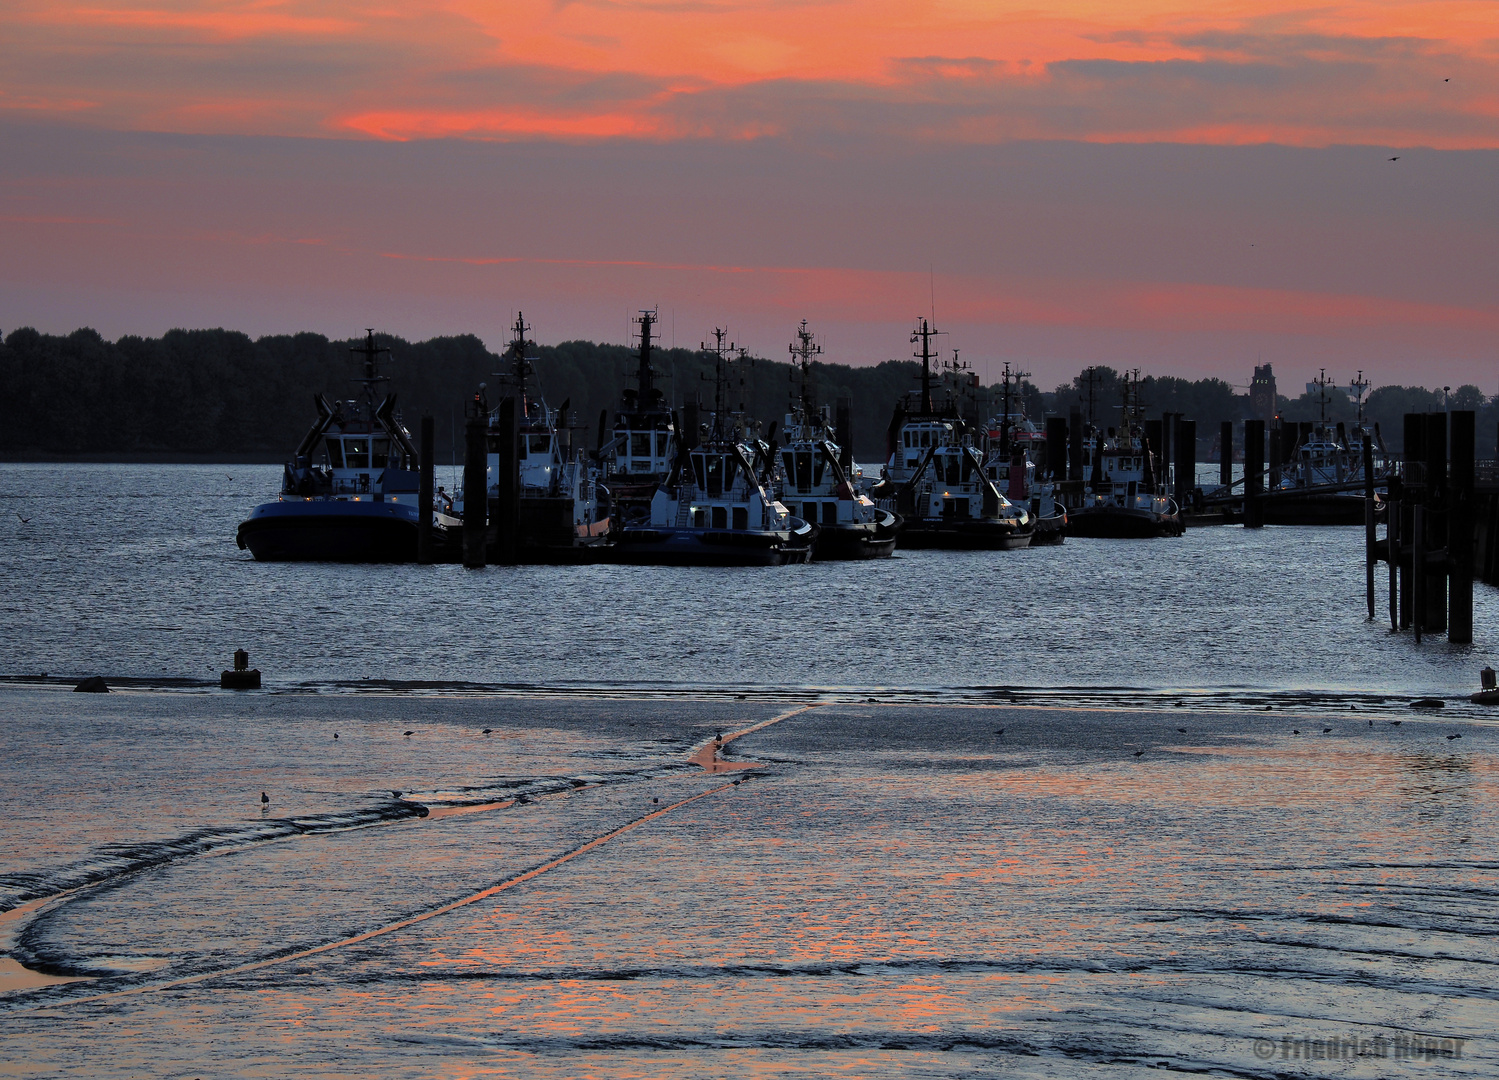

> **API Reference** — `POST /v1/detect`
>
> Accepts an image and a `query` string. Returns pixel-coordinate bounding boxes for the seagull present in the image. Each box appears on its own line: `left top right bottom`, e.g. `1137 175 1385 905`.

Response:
1389 156 1400 161
1133 749 1144 758
403 730 414 736
1447 734 1463 740
1445 78 1450 82
1293 729 1301 735
15 513 29 524
260 791 269 805
1391 720 1402 726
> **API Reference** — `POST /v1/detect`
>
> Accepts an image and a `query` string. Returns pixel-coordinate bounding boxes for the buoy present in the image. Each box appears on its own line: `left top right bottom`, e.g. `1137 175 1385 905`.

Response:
220 649 260 690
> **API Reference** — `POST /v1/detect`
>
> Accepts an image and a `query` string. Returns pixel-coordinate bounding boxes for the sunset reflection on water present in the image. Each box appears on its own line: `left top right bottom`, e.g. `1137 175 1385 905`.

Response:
1 691 1494 1076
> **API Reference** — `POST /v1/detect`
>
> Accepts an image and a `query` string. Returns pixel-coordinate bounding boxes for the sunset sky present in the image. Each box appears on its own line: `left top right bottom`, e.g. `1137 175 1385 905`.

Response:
2 0 1497 388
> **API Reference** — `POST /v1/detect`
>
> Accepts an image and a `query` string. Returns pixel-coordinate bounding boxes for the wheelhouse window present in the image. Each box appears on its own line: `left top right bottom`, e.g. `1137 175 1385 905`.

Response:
655 432 669 457
529 434 550 455
344 439 370 469
794 451 813 492
371 438 391 468
325 440 345 469
631 433 651 457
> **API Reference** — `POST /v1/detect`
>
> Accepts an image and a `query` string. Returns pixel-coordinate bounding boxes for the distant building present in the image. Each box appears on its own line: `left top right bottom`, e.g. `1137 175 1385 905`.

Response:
1250 364 1277 423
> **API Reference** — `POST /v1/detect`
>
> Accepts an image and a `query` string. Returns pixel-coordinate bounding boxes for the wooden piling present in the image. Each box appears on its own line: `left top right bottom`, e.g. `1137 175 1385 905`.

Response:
462 417 487 569
1068 406 1084 481
418 415 434 565
1219 420 1233 489
494 397 519 565
1045 417 1068 481
1268 425 1282 490
835 397 853 470
1176 419 1196 507
1413 502 1425 642
1424 412 1447 634
1387 472 1400 631
1449 410 1475 643
1363 432 1375 620
1244 419 1264 528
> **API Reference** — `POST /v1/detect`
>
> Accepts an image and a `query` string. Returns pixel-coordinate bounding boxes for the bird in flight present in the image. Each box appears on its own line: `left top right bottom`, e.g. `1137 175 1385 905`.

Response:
1389 156 1400 161
403 730 414 736
16 513 30 523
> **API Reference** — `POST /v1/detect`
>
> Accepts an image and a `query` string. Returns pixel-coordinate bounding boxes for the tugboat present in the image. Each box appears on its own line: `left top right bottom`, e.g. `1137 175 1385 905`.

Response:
598 309 677 527
872 321 1033 550
463 313 611 559
614 329 817 566
1264 369 1389 526
236 330 427 561
776 321 900 559
1069 370 1183 538
983 361 1067 545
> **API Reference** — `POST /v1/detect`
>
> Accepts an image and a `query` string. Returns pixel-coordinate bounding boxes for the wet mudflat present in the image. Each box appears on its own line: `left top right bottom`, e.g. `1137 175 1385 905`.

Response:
2 688 1494 1077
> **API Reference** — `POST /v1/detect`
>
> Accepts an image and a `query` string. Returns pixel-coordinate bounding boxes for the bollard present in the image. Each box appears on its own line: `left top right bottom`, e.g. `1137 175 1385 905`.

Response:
221 649 261 689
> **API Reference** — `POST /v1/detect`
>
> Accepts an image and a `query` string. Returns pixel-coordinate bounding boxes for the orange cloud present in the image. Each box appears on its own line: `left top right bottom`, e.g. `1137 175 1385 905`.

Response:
1 0 1496 145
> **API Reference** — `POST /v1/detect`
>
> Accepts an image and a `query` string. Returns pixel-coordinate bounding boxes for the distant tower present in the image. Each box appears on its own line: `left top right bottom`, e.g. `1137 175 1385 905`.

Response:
1250 363 1277 423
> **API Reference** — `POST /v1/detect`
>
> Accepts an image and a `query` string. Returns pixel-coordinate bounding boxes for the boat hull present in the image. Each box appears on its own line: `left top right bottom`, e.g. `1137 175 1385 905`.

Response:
897 518 1034 550
237 500 420 562
1028 512 1068 546
1067 506 1183 539
612 525 817 566
813 512 901 560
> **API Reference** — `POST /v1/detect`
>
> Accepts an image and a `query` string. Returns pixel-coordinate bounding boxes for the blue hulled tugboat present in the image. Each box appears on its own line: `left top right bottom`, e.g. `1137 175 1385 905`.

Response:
237 331 427 561
776 321 900 559
614 329 816 566
872 321 1033 550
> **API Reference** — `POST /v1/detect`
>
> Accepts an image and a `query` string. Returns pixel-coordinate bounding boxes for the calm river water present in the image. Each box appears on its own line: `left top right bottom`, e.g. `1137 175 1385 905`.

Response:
0 463 1495 704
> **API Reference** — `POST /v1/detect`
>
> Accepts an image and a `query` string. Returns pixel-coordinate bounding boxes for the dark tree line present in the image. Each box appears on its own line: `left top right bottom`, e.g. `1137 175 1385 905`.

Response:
2 327 1489 461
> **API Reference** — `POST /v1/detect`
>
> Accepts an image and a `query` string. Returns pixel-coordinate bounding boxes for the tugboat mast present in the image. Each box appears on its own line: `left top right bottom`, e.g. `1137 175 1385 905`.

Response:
789 319 822 419
634 308 659 402
701 327 735 440
911 317 944 415
997 360 1031 453
349 329 391 422
502 312 535 414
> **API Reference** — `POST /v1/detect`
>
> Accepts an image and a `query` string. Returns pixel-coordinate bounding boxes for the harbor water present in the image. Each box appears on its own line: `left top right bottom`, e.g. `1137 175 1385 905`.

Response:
1 463 1495 1076
0 463 1495 705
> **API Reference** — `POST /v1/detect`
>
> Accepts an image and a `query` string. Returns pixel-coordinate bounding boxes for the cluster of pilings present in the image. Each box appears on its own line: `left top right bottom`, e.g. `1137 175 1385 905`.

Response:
1372 410 1476 644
